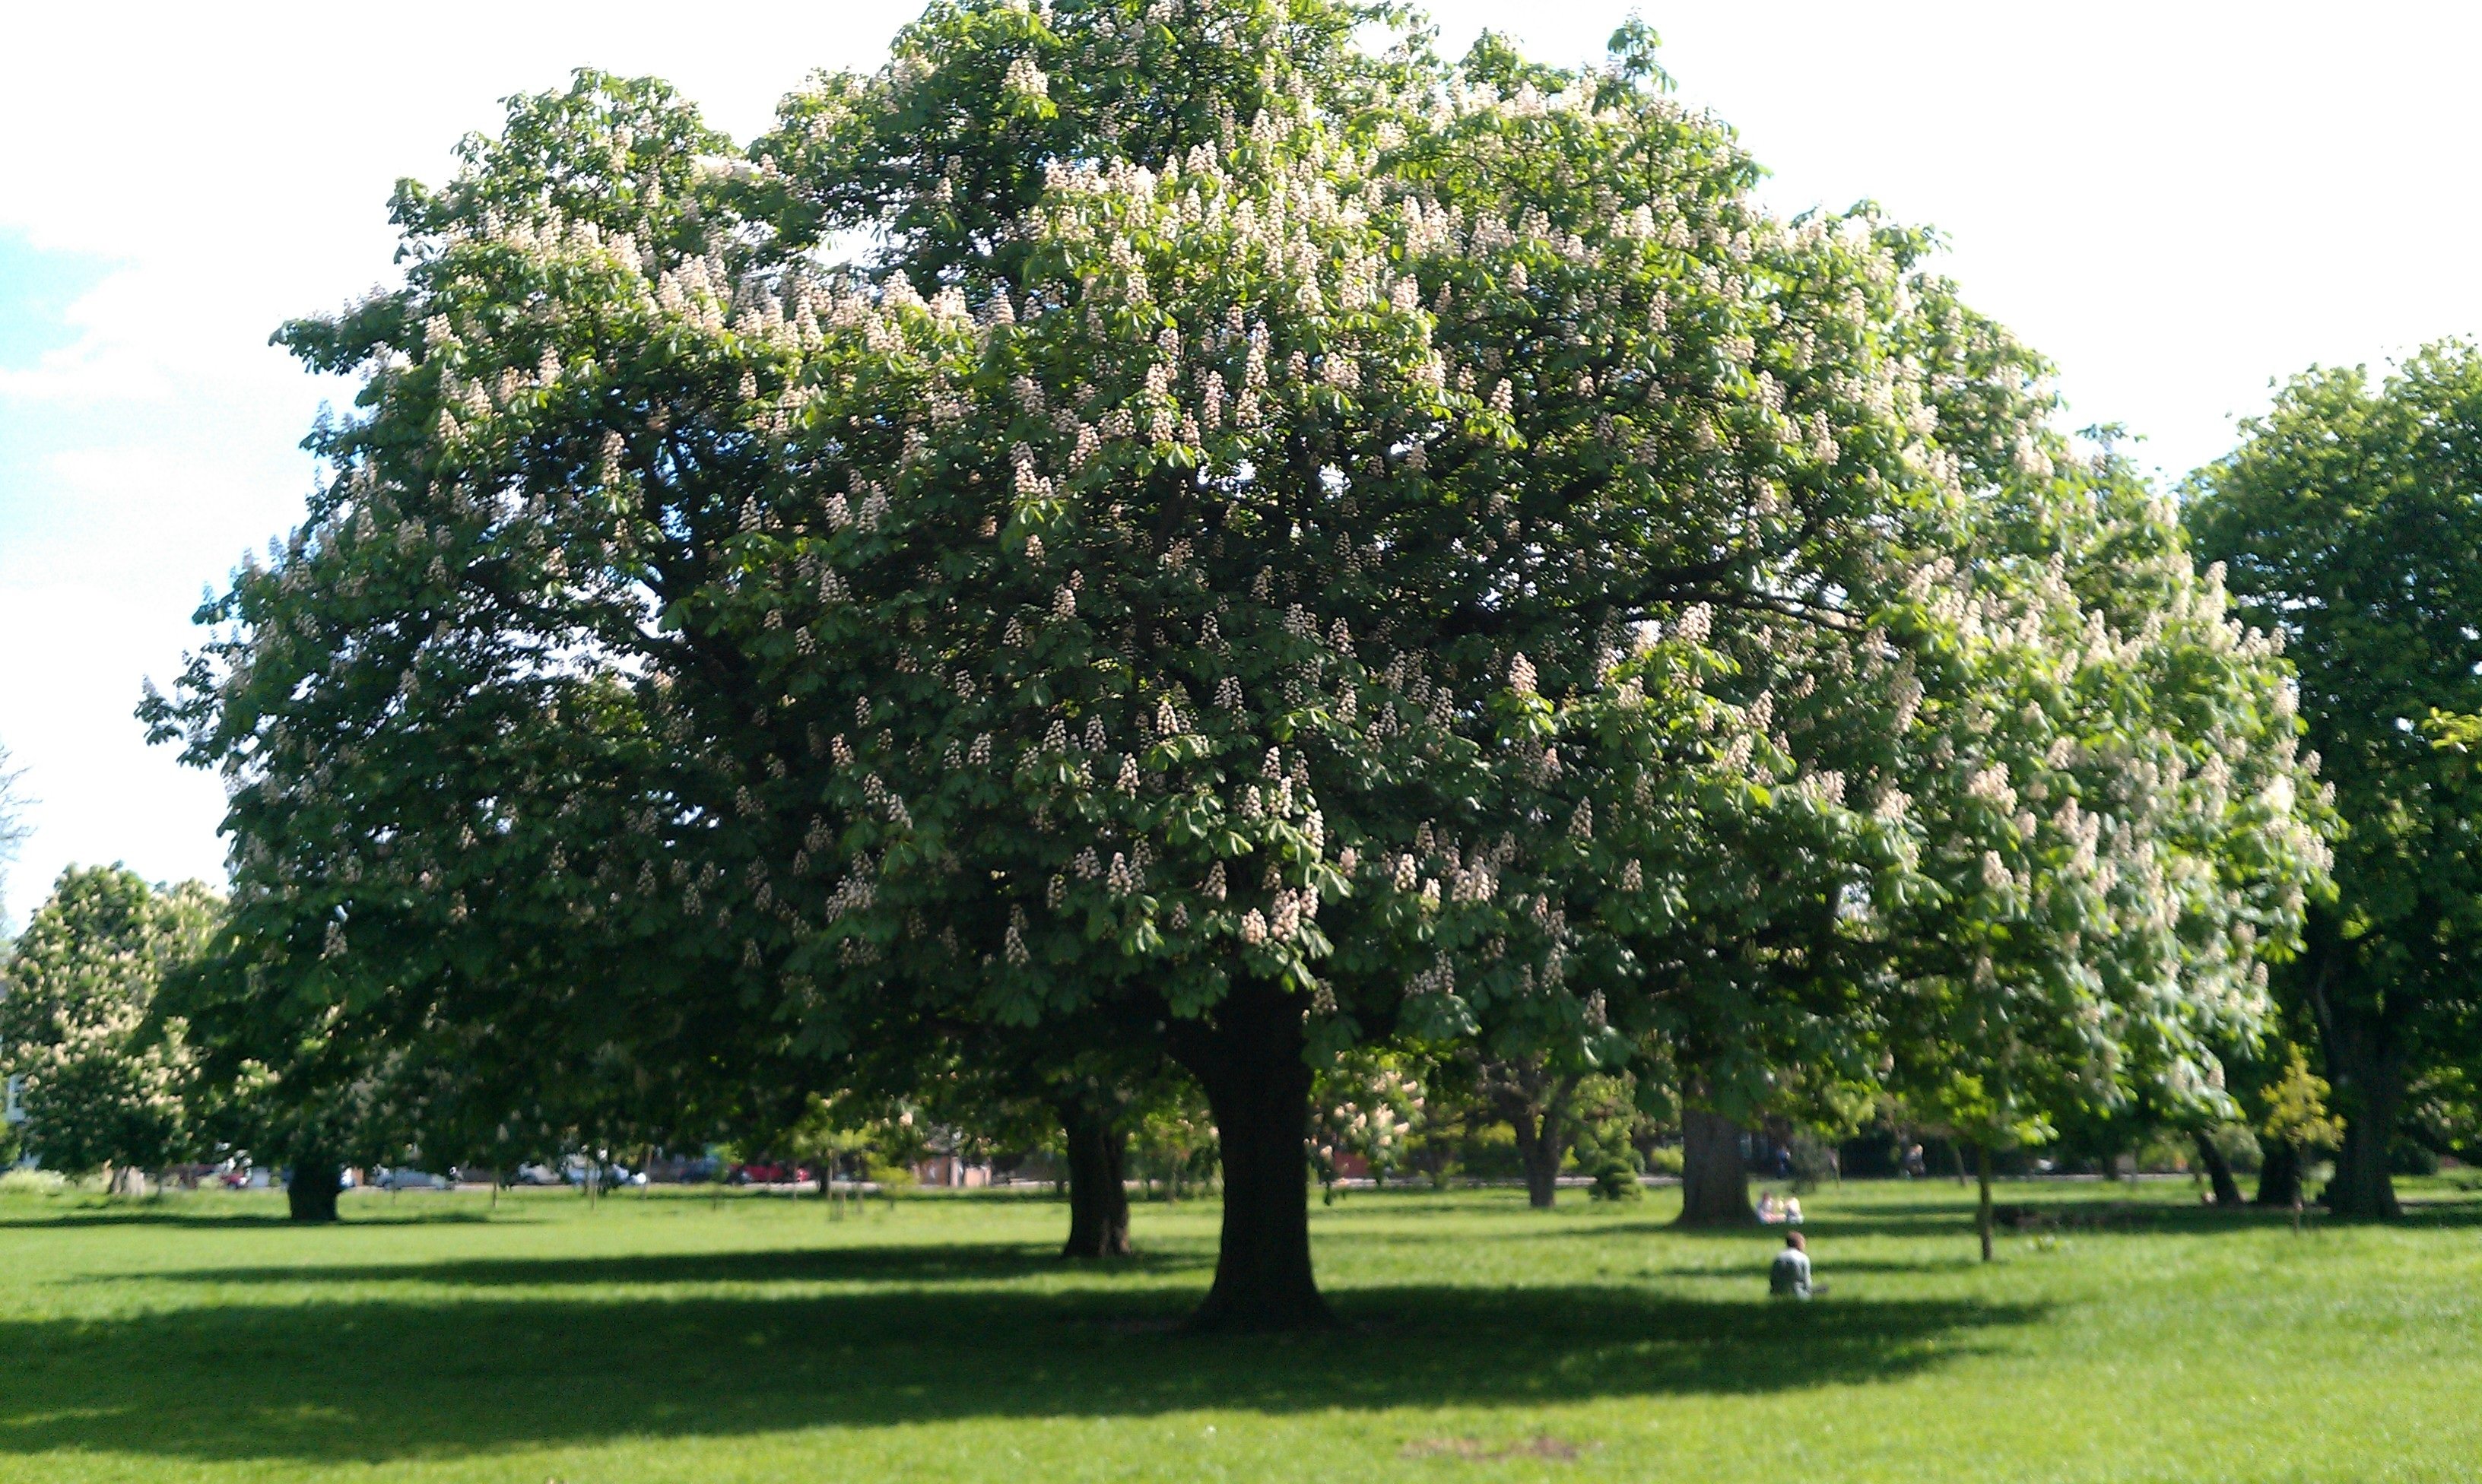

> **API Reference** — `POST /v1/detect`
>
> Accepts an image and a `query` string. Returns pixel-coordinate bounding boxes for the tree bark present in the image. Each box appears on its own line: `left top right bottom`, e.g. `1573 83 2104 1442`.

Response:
1976 1143 1995 1263
2191 1130 2243 1208
1058 1099 1133 1259
1514 1108 1561 1209
2304 928 2405 1219
2255 1140 2302 1210
1501 1072 1579 1210
2322 1032 2405 1219
1676 1108 1756 1226
1167 978 1330 1331
287 1151 341 1224
2325 1080 2404 1217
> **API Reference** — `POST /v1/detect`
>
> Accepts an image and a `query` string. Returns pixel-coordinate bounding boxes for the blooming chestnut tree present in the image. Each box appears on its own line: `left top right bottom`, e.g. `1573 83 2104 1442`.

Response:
0 867 221 1181
1465 283 2328 1225
1310 1048 1424 1194
148 0 2319 1322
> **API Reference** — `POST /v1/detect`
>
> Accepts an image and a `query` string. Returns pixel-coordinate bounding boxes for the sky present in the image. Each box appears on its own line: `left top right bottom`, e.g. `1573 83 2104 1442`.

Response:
4 1 2480 930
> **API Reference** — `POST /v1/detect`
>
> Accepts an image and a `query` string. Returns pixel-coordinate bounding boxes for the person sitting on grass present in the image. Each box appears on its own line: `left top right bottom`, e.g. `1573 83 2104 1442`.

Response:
1769 1231 1817 1300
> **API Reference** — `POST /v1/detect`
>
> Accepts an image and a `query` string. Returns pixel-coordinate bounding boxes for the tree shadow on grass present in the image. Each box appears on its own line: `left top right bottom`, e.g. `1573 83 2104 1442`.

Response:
0 1210 497 1231
139 1240 1210 1290
1515 1214 1980 1243
1636 1256 1984 1280
0 1270 2041 1467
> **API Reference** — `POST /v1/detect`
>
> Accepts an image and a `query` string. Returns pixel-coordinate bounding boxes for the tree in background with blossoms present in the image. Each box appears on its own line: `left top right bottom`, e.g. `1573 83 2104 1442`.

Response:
0 867 221 1188
1311 1048 1424 1197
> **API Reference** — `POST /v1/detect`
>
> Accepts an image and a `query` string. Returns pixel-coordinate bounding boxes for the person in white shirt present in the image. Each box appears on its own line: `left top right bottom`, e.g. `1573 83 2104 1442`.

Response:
1769 1231 1814 1299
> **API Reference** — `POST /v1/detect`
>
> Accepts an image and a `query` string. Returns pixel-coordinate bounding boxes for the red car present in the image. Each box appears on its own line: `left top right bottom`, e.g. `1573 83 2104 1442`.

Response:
728 1162 808 1185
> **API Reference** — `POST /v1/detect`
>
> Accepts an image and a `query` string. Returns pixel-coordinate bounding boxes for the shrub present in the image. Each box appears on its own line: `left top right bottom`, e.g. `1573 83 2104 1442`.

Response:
1788 1134 1839 1193
1587 1159 1644 1202
2210 1122 2264 1175
0 1168 69 1195
2391 1140 2442 1177
2134 1133 2194 1175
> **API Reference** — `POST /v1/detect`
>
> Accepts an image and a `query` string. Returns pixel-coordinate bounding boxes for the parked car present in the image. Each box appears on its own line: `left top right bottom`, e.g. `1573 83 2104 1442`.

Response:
373 1168 452 1191
644 1154 723 1184
728 1162 798 1185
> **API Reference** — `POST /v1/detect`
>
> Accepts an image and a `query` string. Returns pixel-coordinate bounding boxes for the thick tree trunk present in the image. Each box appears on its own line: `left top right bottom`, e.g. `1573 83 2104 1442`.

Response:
1676 1108 1756 1226
2255 1140 2302 1210
1976 1143 1995 1263
1513 1107 1563 1209
1499 1072 1579 1210
1168 979 1329 1331
2322 1033 2405 1219
1058 1099 1133 1259
2192 1130 2243 1207
2325 1070 2404 1218
2304 921 2404 1219
287 1152 341 1223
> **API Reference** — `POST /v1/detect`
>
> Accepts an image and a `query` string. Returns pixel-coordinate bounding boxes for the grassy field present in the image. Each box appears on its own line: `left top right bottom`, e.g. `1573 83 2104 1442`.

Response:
1 1175 2477 1483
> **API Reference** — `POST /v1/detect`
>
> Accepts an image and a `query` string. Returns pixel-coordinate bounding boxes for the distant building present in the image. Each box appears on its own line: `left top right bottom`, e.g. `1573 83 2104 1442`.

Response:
914 1153 993 1188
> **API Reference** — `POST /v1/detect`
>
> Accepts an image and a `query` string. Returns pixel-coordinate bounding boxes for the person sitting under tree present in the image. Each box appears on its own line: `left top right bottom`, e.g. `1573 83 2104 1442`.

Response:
1769 1231 1817 1299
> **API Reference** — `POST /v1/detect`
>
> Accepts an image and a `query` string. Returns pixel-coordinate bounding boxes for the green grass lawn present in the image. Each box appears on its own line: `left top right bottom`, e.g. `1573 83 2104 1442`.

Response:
1 1175 2476 1482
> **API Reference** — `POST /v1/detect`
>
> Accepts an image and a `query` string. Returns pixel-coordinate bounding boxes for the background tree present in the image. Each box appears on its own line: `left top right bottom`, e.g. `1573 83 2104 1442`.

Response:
1538 377 2321 1234
0 867 220 1185
873 1021 1182 1257
1476 1052 1583 1210
0 744 28 921
1128 1077 1218 1200
2187 345 2482 1217
1310 1048 1424 1198
2259 1043 2343 1229
1873 458 2321 1257
0 740 24 1170
1563 1072 1653 1201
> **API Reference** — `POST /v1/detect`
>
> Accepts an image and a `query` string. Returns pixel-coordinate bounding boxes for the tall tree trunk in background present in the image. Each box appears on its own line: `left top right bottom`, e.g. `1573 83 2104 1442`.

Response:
1168 979 1329 1331
1058 1098 1133 1259
1501 1071 1581 1210
2309 964 2406 1219
287 1142 341 1224
1976 1143 1995 1263
2192 1130 2243 1207
2322 1050 2405 1219
2255 1140 2302 1209
1677 1108 1756 1226
1511 1106 1558 1209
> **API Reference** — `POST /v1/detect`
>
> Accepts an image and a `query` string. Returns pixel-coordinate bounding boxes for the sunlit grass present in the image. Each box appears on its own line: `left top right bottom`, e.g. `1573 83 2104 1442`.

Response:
2 1174 2475 1482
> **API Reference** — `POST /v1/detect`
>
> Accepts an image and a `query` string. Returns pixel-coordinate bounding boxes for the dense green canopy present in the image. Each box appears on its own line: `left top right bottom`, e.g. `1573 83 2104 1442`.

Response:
2188 342 2482 1216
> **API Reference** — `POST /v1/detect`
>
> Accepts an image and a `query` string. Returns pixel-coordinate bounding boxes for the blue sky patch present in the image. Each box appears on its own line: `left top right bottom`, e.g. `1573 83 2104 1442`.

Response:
0 231 119 371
